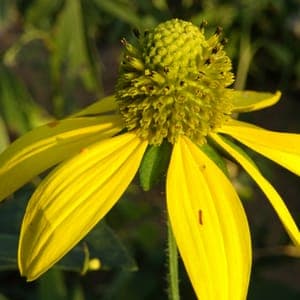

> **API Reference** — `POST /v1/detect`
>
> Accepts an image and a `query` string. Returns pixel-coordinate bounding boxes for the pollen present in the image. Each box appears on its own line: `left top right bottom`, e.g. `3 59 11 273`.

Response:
116 19 234 145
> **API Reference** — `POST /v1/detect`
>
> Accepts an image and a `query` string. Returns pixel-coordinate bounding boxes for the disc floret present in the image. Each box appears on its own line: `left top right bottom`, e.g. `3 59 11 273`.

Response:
116 19 234 145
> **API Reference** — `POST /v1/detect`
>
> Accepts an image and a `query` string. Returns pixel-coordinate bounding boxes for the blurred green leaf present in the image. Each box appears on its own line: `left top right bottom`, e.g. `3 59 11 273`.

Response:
0 117 9 152
139 141 172 191
52 0 101 94
92 0 144 28
71 284 86 300
85 221 137 271
265 41 293 66
0 293 9 300
0 0 15 27
0 234 18 271
37 269 67 300
0 64 51 135
25 0 63 29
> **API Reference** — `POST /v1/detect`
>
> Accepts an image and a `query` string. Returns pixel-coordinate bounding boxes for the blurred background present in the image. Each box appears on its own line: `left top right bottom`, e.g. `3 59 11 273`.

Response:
0 0 299 299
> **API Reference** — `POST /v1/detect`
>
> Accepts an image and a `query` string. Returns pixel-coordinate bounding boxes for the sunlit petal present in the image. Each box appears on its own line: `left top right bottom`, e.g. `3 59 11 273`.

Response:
72 95 118 117
231 90 281 112
211 133 300 245
167 136 251 300
0 115 123 201
219 119 300 175
18 132 148 281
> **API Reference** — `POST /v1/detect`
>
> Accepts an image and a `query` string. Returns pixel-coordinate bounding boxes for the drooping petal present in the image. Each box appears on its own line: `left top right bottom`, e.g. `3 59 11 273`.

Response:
231 90 281 112
0 115 123 202
18 132 147 281
211 133 300 245
72 95 118 117
167 136 251 300
219 119 300 175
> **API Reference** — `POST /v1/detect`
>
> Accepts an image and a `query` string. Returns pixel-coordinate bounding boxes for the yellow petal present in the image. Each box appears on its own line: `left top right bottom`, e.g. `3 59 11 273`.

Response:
72 95 118 117
211 133 300 245
219 119 300 175
231 90 281 112
167 136 251 300
0 115 123 202
18 132 147 281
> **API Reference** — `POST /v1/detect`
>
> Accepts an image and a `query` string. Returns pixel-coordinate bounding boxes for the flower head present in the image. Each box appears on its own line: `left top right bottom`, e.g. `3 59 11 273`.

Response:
117 19 233 145
0 19 299 300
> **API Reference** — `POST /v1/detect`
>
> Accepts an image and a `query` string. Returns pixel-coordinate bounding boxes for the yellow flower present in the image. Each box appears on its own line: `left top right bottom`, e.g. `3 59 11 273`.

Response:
0 19 299 299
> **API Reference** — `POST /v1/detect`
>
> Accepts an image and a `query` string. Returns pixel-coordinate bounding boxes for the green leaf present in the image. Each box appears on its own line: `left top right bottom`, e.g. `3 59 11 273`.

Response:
0 294 9 300
0 234 18 271
92 0 144 28
0 64 51 135
25 0 64 29
52 0 101 93
0 117 9 152
37 269 67 300
85 221 137 271
139 140 172 191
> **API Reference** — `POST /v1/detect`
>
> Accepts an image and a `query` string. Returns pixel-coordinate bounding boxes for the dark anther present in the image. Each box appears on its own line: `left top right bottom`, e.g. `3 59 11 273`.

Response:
215 26 223 35
221 38 228 45
200 20 208 29
204 58 211 65
220 71 224 75
148 86 154 91
212 46 218 54
132 28 140 38
165 85 170 90
164 67 169 74
180 80 185 86
120 38 127 46
125 55 132 62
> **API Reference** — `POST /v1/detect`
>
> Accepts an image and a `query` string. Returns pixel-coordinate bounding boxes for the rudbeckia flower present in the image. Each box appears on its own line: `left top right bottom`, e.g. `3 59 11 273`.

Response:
0 19 299 299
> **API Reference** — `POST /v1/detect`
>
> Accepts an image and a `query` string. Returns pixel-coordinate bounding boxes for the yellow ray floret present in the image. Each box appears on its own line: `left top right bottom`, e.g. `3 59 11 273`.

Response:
0 115 123 202
231 90 281 112
18 132 148 281
220 119 300 175
211 133 300 246
72 95 119 117
167 136 251 300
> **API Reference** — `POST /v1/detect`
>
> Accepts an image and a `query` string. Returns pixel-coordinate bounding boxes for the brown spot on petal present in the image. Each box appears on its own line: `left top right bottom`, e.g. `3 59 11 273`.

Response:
80 148 88 154
47 121 60 127
198 210 203 225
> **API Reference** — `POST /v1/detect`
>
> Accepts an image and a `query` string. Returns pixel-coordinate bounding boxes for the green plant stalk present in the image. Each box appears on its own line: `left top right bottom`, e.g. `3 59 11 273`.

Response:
167 220 180 300
234 34 253 91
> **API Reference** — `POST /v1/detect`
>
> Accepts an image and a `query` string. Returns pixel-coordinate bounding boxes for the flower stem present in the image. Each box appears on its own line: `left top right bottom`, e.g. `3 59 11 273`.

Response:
167 220 180 300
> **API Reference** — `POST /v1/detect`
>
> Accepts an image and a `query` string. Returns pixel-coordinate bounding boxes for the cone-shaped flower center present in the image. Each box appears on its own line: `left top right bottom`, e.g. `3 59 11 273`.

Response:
116 19 234 145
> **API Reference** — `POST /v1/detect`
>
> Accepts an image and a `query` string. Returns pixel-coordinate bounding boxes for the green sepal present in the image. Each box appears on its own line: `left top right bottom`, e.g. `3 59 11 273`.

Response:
139 140 172 191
